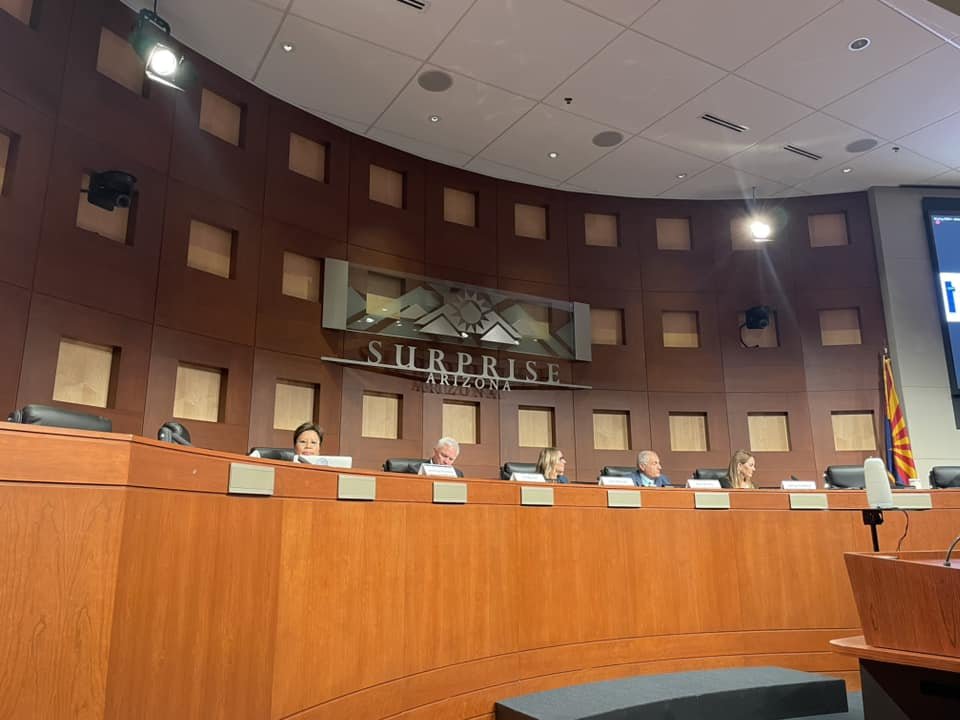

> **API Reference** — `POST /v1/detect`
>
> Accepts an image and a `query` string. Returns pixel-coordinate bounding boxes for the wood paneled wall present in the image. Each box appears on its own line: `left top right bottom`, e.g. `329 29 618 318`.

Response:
0 0 887 482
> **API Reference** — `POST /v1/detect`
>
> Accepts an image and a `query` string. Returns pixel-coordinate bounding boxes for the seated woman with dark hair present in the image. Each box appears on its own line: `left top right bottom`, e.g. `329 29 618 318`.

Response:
293 422 324 458
536 447 569 484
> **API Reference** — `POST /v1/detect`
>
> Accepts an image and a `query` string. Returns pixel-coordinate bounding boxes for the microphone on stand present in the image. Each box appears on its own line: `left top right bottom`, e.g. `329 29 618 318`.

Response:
944 534 960 567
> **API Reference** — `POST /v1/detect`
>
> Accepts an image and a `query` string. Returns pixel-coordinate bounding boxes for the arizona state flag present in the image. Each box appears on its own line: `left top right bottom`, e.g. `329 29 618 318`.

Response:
882 353 917 487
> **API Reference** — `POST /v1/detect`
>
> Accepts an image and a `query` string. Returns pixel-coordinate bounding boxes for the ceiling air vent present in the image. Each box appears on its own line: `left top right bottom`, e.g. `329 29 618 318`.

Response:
783 144 823 161
396 0 430 10
700 113 749 133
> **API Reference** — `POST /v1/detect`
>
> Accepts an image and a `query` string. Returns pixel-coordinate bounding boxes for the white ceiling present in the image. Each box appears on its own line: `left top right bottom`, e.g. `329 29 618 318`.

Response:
124 0 960 199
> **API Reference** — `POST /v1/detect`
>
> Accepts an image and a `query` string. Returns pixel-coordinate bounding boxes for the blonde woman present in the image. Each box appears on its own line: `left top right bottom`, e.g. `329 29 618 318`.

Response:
727 449 757 489
536 447 569 484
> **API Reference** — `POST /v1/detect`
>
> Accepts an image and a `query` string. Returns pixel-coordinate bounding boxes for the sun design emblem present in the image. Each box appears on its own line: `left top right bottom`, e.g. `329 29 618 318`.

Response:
447 290 493 334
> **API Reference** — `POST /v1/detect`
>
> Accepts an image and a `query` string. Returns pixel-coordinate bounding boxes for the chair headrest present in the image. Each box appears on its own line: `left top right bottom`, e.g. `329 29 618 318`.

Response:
824 465 866 489
693 468 731 488
158 421 192 446
249 447 296 461
600 466 635 478
383 458 426 474
7 404 112 432
930 466 960 489
501 462 538 480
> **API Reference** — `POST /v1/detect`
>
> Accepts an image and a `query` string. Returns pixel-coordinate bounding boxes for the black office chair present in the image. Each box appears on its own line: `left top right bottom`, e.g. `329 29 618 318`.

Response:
249 447 296 461
383 458 427 474
501 462 537 480
7 403 112 432
600 466 635 477
158 421 192 446
929 466 960 489
824 465 866 489
694 467 731 489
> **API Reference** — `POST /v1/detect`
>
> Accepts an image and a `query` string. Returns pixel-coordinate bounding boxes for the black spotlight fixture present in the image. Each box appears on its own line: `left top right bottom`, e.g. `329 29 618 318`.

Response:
130 4 187 91
740 305 772 348
85 170 137 211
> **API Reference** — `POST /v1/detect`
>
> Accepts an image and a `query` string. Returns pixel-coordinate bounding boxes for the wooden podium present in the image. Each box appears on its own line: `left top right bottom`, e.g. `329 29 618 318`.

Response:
832 551 960 718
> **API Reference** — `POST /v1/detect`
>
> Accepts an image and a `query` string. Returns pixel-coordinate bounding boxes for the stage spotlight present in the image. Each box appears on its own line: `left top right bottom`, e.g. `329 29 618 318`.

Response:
744 305 771 330
749 219 772 242
85 171 137 211
130 8 186 91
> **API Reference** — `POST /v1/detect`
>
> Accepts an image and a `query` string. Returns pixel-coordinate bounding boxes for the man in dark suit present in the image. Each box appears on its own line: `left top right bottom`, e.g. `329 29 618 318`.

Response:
630 450 671 487
425 436 464 477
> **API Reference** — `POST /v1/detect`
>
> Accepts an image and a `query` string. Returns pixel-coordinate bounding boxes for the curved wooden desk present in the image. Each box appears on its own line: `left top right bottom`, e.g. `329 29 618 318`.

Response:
3 423 960 720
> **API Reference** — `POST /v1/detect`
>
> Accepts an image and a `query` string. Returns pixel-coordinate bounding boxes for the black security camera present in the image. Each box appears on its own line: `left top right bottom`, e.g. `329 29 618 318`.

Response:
744 305 771 330
86 170 137 211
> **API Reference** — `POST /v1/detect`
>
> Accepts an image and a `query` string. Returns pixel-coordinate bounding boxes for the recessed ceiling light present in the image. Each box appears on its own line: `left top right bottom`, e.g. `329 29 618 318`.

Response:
548 151 559 159
428 114 440 123
676 173 687 180
842 167 853 174
849 37 870 51
417 69 453 92
281 42 295 53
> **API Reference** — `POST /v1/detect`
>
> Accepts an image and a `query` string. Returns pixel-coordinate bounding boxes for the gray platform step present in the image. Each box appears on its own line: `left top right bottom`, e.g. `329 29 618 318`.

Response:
495 666 848 720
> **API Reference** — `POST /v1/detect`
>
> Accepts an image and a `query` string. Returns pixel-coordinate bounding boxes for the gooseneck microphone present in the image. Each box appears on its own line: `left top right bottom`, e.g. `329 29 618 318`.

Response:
944 533 960 567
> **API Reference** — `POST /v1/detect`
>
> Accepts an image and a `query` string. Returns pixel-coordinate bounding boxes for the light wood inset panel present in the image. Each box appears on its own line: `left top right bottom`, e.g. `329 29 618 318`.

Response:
96 27 143 95
514 203 547 240
0 0 32 24
366 272 403 315
737 310 779 348
0 130 11 194
593 410 630 451
173 363 224 422
584 213 618 247
369 164 404 208
274 380 316 431
662 311 699 348
288 132 326 182
831 411 876 452
76 173 130 243
362 391 401 439
748 412 791 452
187 220 233 279
591 308 624 346
819 308 862 346
199 88 242 146
443 187 477 227
656 217 691 251
809 213 848 247
518 406 554 448
669 412 709 452
442 400 478 444
52 338 116 408
281 251 321 302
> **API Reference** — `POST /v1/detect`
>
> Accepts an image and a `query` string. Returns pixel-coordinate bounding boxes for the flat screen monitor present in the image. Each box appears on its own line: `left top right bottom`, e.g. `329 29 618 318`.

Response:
922 198 960 399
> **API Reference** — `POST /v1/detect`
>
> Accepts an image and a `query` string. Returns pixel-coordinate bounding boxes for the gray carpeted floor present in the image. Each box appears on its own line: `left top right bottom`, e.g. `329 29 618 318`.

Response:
801 692 863 719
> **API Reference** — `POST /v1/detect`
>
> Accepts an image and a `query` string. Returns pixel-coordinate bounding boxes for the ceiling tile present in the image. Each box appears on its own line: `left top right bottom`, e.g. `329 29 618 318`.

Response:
737 0 942 108
824 44 960 140
464 157 562 187
480 104 621 180
795 143 949 194
373 66 534 155
633 0 839 71
288 0 474 59
898 111 960 168
659 164 789 199
882 0 960 40
568 137 714 197
431 0 621 98
256 16 421 125
640 75 811 162
725 112 879 186
123 0 284 80
923 170 960 185
251 0 288 8
366 127 473 168
565 0 659 26
544 30 725 133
